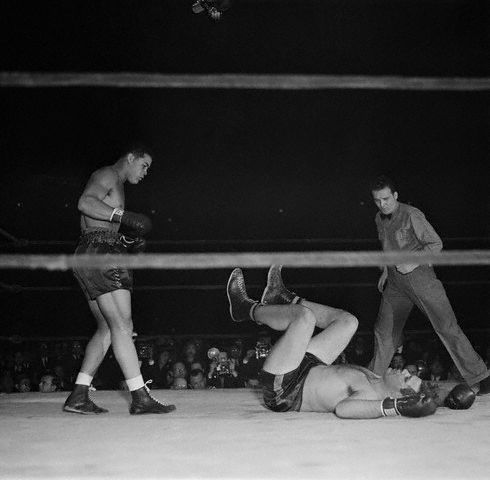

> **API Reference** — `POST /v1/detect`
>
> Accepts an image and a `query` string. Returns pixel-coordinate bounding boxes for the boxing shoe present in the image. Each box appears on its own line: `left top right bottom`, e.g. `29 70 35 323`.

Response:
476 375 490 395
63 384 108 415
227 268 261 323
261 265 302 305
129 381 176 414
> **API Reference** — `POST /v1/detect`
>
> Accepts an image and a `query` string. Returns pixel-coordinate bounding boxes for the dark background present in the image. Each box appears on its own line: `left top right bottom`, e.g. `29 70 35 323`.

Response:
0 0 488 337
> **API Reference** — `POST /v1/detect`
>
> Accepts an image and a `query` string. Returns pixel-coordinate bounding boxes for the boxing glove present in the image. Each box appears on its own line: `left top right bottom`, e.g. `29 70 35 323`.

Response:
444 384 476 410
382 394 437 418
121 235 147 254
110 208 152 236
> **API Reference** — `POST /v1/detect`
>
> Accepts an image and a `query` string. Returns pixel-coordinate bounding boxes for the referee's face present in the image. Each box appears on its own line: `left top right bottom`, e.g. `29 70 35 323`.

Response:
372 187 398 215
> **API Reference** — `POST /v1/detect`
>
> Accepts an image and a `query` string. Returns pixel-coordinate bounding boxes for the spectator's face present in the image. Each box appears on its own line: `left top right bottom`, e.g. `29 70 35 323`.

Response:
72 342 82 356
54 365 64 378
39 376 56 393
17 378 31 392
171 377 187 390
189 372 206 389
172 362 187 379
190 362 204 371
430 360 444 376
184 343 197 358
390 355 405 370
218 352 228 363
158 351 170 365
14 352 23 363
230 345 241 359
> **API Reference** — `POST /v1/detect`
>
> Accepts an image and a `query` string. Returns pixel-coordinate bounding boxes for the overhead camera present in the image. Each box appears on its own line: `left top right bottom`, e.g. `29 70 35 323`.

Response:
192 0 233 21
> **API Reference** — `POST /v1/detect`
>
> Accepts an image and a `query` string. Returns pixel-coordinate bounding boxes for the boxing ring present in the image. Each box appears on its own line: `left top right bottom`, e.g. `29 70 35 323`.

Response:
1 249 489 479
1 41 490 479
1 389 490 479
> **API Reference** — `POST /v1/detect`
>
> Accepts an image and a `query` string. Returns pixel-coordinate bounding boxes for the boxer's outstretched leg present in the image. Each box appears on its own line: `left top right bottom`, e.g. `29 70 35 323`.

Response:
227 268 316 375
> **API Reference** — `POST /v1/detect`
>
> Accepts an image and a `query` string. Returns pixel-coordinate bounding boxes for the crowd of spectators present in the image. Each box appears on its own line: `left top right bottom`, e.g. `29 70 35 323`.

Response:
2 330 489 394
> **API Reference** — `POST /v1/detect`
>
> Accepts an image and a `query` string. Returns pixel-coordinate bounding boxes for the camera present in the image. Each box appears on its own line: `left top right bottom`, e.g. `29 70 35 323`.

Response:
255 340 271 359
192 0 233 21
208 347 233 376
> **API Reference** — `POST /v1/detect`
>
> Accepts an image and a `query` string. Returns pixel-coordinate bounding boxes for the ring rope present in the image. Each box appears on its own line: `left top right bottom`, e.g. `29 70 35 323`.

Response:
0 250 488 271
1 279 487 294
1 72 490 91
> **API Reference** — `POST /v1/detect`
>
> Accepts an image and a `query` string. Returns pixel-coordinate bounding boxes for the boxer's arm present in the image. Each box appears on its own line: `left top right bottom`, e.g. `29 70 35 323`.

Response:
334 398 385 419
78 169 117 220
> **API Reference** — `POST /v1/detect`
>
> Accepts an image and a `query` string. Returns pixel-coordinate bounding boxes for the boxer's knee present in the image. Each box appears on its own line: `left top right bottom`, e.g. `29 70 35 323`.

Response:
292 305 316 329
109 316 134 338
340 312 359 335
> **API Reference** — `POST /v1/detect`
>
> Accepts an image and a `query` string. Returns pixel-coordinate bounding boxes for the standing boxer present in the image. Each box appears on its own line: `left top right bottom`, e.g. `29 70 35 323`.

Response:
63 146 175 415
368 175 490 395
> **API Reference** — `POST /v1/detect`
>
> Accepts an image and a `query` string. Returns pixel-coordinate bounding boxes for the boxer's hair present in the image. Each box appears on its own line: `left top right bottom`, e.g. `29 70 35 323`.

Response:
370 175 397 194
119 143 154 161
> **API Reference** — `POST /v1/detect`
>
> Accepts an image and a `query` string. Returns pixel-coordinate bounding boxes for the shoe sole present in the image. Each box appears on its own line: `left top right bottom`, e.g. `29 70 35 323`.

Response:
226 268 242 322
62 406 106 415
260 265 282 304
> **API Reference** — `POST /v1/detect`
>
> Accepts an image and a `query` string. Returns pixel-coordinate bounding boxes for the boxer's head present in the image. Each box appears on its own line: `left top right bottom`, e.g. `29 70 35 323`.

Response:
126 152 152 185
384 370 422 396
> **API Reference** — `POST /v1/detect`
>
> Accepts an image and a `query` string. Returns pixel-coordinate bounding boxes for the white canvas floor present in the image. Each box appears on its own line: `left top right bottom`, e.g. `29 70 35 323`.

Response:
1 388 489 479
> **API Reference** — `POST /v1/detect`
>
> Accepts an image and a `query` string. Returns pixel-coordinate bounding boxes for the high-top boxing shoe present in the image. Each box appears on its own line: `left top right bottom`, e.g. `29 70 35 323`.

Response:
476 375 490 395
226 268 261 323
261 265 302 305
63 384 108 415
130 381 176 415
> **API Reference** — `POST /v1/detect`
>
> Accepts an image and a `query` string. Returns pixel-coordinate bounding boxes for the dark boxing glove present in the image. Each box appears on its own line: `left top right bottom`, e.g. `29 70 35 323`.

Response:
110 208 152 237
444 384 476 410
381 394 437 418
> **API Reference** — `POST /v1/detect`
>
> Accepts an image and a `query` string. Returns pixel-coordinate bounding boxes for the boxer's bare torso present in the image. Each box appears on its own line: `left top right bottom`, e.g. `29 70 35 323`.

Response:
80 167 125 232
301 364 411 413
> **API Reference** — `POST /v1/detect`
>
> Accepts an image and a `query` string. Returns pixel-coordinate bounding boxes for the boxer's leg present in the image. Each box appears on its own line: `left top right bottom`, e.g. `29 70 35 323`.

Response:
305 310 358 365
95 289 140 379
79 300 112 376
63 300 111 414
255 304 316 375
260 265 359 364
96 289 175 414
227 268 316 375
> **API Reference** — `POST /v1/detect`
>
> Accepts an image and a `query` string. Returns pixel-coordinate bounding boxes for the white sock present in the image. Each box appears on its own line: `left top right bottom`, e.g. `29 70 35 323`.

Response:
126 375 145 391
75 372 93 386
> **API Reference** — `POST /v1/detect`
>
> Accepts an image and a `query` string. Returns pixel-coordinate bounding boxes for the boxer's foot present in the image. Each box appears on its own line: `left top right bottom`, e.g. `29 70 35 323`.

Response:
227 268 261 323
130 381 176 414
261 265 302 305
476 375 490 395
63 384 108 415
